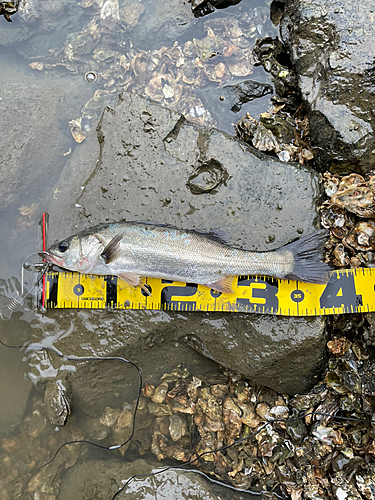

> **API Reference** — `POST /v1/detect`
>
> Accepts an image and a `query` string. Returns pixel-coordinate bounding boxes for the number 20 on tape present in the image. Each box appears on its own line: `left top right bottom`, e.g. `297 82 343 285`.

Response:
41 268 375 316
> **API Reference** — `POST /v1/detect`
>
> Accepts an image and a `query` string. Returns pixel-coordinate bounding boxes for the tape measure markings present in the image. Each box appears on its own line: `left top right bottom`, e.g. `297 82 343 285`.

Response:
41 268 375 316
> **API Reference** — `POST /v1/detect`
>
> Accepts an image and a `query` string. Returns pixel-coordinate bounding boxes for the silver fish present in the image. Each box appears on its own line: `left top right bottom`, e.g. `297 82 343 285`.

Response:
46 222 330 294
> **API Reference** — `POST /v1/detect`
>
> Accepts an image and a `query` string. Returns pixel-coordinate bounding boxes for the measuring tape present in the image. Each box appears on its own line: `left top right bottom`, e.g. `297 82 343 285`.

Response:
40 268 374 316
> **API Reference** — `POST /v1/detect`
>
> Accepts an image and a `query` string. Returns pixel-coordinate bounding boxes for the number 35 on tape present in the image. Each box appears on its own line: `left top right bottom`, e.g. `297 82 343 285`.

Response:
41 268 375 316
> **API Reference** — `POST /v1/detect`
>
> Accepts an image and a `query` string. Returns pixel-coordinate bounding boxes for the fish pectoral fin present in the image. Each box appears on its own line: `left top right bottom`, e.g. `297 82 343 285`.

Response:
116 273 151 296
139 280 151 296
101 233 123 264
117 272 141 286
205 276 235 294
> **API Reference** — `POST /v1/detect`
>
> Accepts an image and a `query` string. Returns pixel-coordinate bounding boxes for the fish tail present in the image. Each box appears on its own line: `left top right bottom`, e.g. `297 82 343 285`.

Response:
283 230 331 284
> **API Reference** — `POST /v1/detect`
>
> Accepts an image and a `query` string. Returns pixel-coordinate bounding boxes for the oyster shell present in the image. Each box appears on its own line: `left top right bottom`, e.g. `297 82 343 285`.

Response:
345 221 375 251
100 0 120 20
43 374 72 426
151 381 169 404
69 118 86 143
169 415 187 441
99 406 120 427
331 187 375 218
121 2 145 26
252 123 280 152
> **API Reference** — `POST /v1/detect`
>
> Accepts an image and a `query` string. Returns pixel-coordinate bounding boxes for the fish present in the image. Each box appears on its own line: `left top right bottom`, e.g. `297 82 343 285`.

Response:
46 222 330 294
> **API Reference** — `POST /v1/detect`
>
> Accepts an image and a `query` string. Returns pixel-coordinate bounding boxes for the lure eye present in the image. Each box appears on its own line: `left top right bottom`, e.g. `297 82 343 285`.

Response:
58 240 69 253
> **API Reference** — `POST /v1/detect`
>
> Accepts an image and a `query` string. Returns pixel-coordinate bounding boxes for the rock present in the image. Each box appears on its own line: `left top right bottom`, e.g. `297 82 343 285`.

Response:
0 51 95 278
46 91 326 395
196 77 274 134
280 0 375 174
58 457 252 499
191 0 242 18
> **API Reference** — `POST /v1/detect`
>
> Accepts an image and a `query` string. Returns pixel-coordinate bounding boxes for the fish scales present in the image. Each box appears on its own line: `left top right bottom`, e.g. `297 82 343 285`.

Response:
100 225 292 280
46 222 330 293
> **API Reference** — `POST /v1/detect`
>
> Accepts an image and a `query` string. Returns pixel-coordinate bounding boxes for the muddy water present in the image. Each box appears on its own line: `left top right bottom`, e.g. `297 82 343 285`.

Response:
0 0 277 498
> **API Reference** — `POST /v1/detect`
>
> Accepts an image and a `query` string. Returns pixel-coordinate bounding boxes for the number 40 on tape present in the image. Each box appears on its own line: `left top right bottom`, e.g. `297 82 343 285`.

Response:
41 268 375 316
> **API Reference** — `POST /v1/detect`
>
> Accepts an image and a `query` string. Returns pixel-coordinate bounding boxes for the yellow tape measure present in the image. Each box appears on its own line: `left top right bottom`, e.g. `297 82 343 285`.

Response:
41 268 375 316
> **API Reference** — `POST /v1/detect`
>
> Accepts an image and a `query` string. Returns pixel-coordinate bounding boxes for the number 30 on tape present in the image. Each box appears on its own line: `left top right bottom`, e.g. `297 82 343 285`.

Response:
41 268 375 316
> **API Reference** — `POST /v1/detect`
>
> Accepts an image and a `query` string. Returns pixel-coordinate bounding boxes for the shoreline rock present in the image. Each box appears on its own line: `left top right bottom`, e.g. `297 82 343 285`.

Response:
280 0 375 174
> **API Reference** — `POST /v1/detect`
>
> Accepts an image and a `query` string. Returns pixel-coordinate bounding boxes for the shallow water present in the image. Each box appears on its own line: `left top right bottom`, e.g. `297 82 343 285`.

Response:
0 0 278 498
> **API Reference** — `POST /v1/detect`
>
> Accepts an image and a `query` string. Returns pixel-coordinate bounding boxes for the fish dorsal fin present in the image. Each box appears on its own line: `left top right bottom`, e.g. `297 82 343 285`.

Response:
101 233 123 264
192 228 230 245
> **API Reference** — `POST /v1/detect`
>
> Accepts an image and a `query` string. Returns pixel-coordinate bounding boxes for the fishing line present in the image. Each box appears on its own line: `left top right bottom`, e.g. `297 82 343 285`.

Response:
110 409 371 499
0 336 143 462
1 259 143 459
0 323 371 499
0 259 146 468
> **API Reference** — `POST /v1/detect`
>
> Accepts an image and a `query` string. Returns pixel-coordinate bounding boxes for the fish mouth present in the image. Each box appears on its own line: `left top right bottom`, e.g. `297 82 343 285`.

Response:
44 252 64 267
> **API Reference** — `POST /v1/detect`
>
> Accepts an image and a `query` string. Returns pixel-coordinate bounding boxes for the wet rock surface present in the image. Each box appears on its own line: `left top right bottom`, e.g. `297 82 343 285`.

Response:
191 0 243 18
280 0 375 174
48 91 326 395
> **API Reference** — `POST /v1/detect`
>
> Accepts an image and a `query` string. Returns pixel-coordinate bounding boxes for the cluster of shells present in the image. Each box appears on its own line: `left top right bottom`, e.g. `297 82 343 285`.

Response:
0 376 83 500
28 0 270 142
138 359 375 499
233 35 314 164
2 340 375 500
235 106 314 164
321 172 375 268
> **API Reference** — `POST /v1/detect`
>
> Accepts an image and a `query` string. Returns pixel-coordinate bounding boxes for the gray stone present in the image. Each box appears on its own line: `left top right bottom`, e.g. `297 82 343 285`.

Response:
46 92 327 395
280 0 375 174
58 457 257 500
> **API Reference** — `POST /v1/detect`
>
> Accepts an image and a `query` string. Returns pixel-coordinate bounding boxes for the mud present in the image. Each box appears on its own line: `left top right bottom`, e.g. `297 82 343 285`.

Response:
0 51 94 211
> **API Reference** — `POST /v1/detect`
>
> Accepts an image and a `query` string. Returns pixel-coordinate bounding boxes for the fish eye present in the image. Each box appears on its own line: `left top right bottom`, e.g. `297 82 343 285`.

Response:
58 240 69 253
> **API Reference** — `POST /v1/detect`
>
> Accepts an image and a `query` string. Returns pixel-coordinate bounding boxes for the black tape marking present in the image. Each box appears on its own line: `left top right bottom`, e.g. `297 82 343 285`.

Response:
161 282 198 311
320 273 362 309
46 274 58 308
237 276 279 310
105 276 118 308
